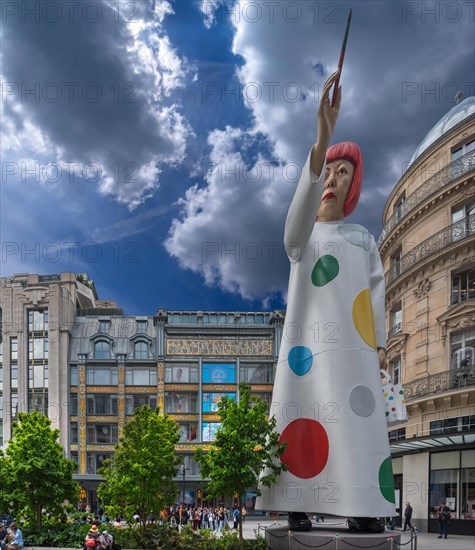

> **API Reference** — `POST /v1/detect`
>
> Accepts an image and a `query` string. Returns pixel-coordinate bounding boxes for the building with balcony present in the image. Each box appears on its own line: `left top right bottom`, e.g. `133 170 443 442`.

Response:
378 96 475 535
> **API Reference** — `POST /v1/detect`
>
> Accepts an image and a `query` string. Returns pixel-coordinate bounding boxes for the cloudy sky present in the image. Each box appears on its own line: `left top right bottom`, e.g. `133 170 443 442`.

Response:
1 0 473 314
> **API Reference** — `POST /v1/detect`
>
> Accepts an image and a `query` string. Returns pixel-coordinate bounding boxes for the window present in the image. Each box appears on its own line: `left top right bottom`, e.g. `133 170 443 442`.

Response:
134 341 149 360
28 391 48 414
29 363 48 388
125 394 157 415
181 454 201 475
164 392 198 413
86 366 118 385
177 423 198 443
451 268 475 305
71 422 78 444
250 392 272 412
11 364 18 389
202 363 236 384
202 422 221 442
125 367 157 386
136 320 148 333
28 310 48 332
202 392 235 413
450 328 475 369
389 357 401 385
28 337 48 360
451 138 475 178
10 338 17 361
240 363 274 384
388 427 406 441
430 415 475 435
94 340 111 359
165 363 198 383
392 250 402 279
87 424 118 444
99 321 110 334
70 366 78 386
70 394 78 416
389 306 402 338
394 193 406 223
452 202 475 241
87 394 118 415
86 452 113 474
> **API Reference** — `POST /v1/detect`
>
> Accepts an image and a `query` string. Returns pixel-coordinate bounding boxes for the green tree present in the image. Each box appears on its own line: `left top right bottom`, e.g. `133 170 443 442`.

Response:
1 411 79 526
195 384 287 541
98 405 180 546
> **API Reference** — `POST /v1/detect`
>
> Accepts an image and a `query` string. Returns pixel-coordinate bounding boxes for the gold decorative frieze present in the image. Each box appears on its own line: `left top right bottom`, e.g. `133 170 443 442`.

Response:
176 443 199 450
71 387 78 393
87 445 116 452
202 384 236 392
202 414 220 422
166 338 273 356
87 386 118 393
124 386 157 394
70 445 78 452
87 415 118 423
166 384 199 391
248 384 274 392
168 414 199 421
118 365 125 432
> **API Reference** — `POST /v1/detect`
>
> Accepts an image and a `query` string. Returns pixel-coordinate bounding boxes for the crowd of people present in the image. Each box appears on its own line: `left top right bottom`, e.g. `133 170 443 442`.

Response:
159 505 246 532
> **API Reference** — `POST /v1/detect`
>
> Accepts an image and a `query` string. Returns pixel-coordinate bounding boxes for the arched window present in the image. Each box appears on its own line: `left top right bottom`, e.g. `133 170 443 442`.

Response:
134 341 148 360
94 340 110 359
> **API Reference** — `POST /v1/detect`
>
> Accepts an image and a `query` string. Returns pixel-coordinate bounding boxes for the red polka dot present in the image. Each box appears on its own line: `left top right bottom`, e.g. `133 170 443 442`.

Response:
279 419 329 479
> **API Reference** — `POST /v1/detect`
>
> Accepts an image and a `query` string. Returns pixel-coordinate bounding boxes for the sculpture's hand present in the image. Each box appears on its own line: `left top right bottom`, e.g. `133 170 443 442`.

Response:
311 69 341 176
317 69 341 147
377 347 387 370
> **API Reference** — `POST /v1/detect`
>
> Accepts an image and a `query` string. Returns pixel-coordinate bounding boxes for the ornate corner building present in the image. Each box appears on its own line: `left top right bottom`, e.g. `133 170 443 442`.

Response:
378 97 475 534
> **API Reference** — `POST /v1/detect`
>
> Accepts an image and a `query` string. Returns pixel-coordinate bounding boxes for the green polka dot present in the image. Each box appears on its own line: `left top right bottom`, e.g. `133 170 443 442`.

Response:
379 457 396 503
311 255 339 287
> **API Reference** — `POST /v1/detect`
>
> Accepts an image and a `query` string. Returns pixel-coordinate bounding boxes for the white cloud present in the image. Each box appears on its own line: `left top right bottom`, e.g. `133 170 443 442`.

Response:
1 0 194 210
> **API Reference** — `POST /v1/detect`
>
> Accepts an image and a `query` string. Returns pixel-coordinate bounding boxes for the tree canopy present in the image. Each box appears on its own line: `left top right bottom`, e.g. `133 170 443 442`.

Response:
97 405 181 544
195 384 286 540
0 411 79 526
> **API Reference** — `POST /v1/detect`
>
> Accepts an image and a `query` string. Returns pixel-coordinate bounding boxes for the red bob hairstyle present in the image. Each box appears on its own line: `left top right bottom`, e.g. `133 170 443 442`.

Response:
326 141 363 218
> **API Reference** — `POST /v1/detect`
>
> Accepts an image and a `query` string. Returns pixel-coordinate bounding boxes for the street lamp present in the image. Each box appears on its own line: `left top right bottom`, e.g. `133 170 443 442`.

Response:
181 463 190 507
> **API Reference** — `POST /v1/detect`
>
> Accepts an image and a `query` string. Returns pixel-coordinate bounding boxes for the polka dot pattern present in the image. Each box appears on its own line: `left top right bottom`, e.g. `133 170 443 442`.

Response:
279 419 329 479
349 385 375 417
311 255 339 287
288 346 313 376
378 457 396 503
352 288 377 349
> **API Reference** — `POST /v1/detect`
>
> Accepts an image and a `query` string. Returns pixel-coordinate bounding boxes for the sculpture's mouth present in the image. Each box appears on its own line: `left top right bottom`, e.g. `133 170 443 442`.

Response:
322 192 336 202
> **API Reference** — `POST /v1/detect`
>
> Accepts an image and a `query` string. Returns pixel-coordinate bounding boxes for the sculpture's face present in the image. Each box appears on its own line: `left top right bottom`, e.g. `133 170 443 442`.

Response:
317 159 355 221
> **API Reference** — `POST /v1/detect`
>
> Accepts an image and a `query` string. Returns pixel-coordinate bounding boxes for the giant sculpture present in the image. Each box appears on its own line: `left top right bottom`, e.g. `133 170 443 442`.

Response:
256 69 396 530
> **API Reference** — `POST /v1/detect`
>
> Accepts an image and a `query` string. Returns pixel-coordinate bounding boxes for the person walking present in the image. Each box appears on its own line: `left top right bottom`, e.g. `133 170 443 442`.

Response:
436 502 451 539
403 502 413 531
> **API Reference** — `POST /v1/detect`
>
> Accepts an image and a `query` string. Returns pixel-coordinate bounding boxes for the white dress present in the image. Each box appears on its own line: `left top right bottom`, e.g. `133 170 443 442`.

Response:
255 149 396 517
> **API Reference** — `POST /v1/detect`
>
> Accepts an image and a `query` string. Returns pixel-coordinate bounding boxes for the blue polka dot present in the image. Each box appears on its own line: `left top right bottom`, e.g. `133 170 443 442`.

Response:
288 346 313 376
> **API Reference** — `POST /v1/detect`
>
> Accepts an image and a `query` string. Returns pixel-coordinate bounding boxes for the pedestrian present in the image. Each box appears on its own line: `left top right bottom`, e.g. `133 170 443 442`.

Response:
5 523 23 550
0 523 8 550
436 502 451 539
99 531 113 550
233 507 239 529
84 524 101 550
241 506 247 523
403 502 413 531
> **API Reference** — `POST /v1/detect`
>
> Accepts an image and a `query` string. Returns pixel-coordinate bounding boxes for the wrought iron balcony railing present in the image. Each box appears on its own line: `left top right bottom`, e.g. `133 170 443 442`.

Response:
378 150 475 247
385 214 475 285
388 322 402 340
403 365 475 401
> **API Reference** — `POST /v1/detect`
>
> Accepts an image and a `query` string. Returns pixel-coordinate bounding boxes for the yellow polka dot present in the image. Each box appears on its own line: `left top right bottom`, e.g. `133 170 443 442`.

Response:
352 288 377 349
